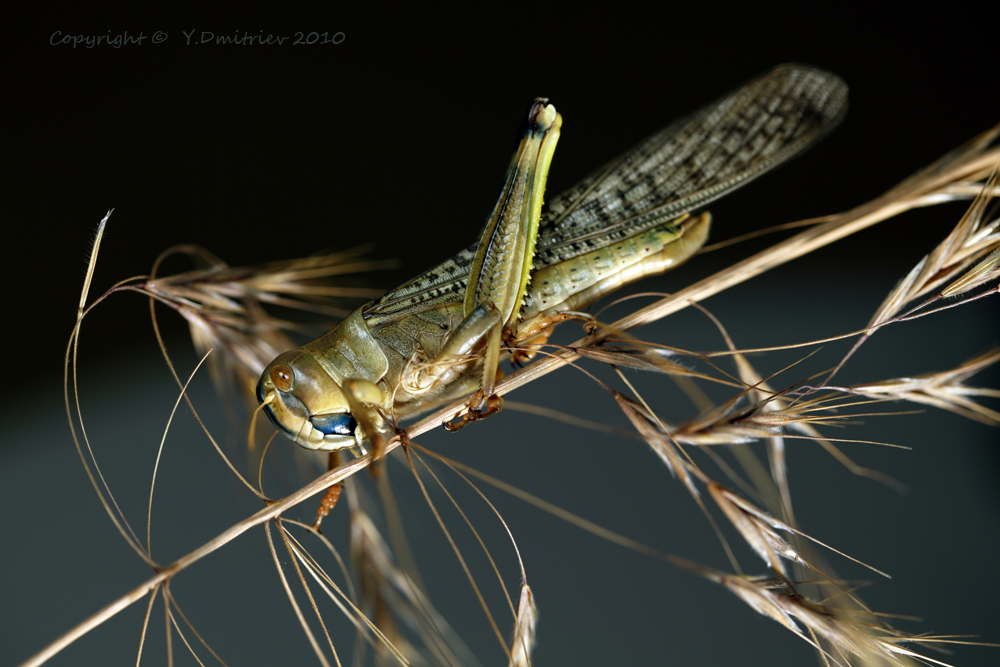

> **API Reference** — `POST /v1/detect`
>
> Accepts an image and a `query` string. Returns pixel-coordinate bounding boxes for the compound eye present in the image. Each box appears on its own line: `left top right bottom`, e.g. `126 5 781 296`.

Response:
270 364 294 392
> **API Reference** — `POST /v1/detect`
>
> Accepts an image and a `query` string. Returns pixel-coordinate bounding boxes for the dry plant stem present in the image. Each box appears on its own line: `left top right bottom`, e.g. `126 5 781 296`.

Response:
401 446 516 665
347 506 469 666
20 453 375 667
375 472 427 594
280 518 416 660
697 214 834 253
163 587 230 667
275 518 344 667
411 445 672 560
147 351 213 556
444 141 1000 421
264 521 335 667
136 586 158 665
821 163 1000 387
39 133 999 667
408 448 526 638
163 593 204 667
278 528 380 648
162 588 173 666
68 292 161 567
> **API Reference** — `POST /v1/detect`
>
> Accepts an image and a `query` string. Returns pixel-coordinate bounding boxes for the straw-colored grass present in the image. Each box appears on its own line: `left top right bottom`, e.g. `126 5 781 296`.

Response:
36 122 1000 667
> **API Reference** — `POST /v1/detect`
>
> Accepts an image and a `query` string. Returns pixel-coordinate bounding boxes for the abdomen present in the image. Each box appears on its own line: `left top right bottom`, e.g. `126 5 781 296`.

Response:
519 212 710 324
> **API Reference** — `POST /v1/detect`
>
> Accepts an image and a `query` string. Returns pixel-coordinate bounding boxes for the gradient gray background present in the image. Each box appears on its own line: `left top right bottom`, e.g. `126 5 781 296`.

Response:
5 3 999 666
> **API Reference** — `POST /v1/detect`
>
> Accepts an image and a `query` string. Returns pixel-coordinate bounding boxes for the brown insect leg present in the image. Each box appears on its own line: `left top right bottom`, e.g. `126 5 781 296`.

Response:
313 451 343 532
446 368 505 431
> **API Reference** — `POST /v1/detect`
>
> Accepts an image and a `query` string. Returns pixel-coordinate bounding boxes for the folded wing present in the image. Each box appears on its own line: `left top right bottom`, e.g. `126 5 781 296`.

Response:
365 64 847 325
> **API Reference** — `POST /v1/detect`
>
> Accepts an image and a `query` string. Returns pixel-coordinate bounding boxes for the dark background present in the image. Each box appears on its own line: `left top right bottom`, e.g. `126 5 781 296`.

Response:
4 3 999 666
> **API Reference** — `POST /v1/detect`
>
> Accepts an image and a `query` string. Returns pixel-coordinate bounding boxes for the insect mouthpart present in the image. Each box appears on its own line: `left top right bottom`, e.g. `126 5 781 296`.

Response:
309 412 358 437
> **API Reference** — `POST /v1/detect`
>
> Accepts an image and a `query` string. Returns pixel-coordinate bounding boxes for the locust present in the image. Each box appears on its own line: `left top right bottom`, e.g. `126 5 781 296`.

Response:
256 64 848 455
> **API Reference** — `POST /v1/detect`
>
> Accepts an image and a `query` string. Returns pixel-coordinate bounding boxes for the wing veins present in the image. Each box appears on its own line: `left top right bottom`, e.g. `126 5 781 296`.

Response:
365 65 847 325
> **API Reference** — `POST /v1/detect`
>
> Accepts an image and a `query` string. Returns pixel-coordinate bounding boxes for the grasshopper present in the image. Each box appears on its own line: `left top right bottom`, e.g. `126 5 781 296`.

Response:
256 64 848 454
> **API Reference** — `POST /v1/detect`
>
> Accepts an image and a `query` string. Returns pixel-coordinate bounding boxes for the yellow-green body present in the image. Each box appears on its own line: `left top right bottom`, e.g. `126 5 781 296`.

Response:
256 65 848 451
309 211 710 423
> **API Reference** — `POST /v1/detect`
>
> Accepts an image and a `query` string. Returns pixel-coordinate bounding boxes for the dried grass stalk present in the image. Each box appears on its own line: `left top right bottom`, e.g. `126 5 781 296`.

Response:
847 348 1000 426
672 558 971 667
47 125 1000 667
